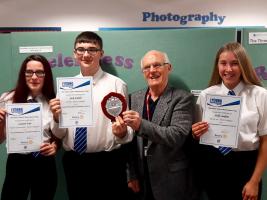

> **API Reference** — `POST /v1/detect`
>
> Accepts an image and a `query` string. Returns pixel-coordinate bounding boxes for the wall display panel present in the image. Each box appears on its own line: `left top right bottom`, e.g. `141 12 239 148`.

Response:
242 28 267 88
10 29 236 93
0 34 12 199
0 28 236 199
0 35 12 94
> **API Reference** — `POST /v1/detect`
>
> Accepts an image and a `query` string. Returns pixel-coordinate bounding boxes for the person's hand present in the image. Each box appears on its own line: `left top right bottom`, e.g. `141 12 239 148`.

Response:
192 121 208 139
0 108 6 125
49 98 61 123
128 179 140 193
242 180 259 200
0 108 7 143
40 141 57 156
112 116 127 138
122 110 141 131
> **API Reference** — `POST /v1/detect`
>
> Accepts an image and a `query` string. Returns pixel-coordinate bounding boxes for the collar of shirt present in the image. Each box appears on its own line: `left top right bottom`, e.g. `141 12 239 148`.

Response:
77 67 104 86
27 94 44 102
221 81 245 96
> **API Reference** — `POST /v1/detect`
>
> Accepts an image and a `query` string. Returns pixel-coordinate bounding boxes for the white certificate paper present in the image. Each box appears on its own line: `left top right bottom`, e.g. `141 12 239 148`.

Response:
57 77 93 128
200 94 242 148
6 103 43 153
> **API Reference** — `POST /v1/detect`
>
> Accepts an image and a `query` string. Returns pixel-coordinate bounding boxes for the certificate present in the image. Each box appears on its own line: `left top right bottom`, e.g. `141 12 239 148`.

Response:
57 77 93 128
6 103 43 153
200 94 242 148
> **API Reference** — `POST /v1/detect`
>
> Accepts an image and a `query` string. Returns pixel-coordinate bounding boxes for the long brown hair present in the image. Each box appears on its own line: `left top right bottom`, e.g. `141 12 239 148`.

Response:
12 54 55 103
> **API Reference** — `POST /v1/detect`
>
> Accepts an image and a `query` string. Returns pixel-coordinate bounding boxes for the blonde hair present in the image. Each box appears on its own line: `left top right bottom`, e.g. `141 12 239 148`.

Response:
208 42 262 87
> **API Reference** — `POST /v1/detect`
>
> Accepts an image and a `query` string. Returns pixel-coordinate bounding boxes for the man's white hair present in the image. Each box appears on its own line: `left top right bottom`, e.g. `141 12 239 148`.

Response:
140 50 170 69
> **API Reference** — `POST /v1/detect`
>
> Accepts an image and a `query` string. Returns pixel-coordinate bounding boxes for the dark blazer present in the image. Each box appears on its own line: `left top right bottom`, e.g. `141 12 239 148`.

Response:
128 85 197 200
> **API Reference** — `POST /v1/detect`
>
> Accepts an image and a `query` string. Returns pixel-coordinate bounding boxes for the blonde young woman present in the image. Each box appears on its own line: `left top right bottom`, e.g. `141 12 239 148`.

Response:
192 42 267 200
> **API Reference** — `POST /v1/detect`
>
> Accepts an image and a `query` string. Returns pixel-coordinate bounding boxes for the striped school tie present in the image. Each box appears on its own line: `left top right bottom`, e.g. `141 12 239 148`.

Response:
74 127 87 154
218 90 235 156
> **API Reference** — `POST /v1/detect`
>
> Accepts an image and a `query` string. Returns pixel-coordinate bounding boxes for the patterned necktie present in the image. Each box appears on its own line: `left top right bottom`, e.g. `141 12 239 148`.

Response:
218 90 235 156
27 98 41 158
74 127 87 154
228 90 235 96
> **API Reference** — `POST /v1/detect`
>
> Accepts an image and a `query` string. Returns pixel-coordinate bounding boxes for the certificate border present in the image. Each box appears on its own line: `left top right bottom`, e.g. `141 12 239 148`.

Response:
6 103 43 153
57 76 93 128
200 93 242 148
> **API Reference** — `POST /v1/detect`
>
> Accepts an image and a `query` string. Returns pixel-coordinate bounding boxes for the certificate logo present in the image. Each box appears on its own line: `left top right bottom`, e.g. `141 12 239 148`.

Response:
210 98 222 105
62 81 74 89
208 97 240 107
11 107 23 114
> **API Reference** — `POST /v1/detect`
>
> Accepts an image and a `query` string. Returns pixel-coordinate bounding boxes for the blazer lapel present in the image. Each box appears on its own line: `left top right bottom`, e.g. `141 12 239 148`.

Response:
147 86 172 147
151 85 172 125
133 89 147 116
132 89 147 158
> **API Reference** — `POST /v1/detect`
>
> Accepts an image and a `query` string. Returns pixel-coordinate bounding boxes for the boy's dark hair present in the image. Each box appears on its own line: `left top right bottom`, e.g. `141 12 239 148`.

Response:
74 31 103 49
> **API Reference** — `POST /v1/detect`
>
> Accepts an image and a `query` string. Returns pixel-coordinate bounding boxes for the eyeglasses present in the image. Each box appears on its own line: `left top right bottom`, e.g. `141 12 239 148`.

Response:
25 70 45 78
75 47 101 56
141 63 169 73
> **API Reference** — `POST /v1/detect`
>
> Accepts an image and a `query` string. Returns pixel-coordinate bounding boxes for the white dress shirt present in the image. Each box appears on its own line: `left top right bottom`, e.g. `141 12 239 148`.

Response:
55 68 133 152
195 81 267 151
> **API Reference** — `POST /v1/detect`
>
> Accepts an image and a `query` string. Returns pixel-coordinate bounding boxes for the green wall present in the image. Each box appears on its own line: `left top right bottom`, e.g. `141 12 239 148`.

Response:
0 34 12 195
7 28 236 94
242 28 267 87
